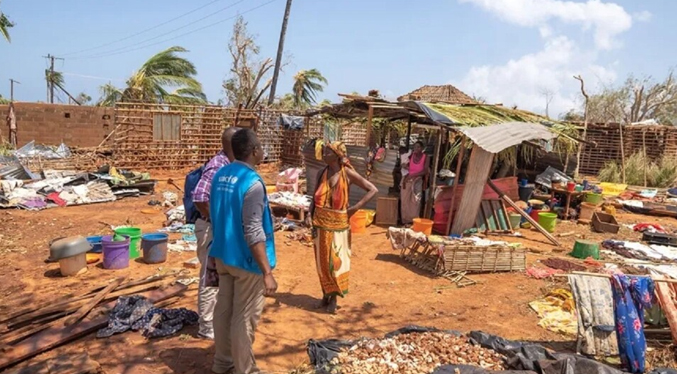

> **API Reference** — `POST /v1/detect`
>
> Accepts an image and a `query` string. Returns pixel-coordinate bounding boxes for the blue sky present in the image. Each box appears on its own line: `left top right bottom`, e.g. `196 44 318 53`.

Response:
0 0 674 116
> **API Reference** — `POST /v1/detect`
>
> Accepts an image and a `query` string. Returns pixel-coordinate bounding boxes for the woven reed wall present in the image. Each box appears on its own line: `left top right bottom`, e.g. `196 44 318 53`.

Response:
579 124 677 176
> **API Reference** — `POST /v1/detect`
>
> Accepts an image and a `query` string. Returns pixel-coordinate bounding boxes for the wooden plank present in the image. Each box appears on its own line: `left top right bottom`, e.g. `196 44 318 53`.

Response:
64 276 126 326
451 145 494 235
3 353 100 374
0 284 186 371
445 138 466 235
424 127 443 218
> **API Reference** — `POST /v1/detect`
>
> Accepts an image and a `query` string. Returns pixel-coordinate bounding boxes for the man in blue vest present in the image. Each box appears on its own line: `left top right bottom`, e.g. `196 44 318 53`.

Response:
209 128 277 374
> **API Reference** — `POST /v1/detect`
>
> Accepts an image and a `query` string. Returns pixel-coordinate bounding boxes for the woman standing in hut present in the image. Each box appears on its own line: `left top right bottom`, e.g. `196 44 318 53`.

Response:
401 141 430 226
309 142 378 313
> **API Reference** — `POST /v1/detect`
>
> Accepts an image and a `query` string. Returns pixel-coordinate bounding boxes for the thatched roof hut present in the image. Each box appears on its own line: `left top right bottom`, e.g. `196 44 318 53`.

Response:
397 84 477 105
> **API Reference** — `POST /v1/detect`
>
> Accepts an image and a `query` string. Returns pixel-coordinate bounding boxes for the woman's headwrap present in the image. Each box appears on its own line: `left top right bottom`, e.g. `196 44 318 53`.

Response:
326 141 353 169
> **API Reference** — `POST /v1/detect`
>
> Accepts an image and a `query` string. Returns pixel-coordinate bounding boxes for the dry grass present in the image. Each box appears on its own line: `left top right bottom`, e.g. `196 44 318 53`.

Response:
597 152 677 188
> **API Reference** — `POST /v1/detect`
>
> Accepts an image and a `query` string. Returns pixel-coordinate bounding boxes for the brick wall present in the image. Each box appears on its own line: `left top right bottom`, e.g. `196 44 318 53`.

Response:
1 102 114 147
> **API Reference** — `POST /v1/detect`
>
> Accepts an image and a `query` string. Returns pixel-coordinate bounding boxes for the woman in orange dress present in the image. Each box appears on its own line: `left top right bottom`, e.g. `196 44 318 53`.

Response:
309 142 378 313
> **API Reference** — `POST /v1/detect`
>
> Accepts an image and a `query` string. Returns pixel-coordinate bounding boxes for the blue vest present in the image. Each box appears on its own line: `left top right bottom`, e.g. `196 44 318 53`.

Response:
209 162 276 274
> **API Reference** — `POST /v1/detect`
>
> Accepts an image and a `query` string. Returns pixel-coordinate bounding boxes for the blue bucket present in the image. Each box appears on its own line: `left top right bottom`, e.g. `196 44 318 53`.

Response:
141 233 169 264
87 235 103 253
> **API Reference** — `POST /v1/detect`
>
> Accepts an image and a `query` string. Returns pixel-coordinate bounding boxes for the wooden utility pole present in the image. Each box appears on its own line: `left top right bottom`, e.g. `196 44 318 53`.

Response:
43 54 63 104
9 79 19 101
573 75 589 179
267 0 293 105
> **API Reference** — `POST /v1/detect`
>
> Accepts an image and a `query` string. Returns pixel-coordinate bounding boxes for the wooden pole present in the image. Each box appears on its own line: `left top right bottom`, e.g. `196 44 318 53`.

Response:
445 137 466 235
405 116 412 148
619 123 626 183
555 271 677 284
486 179 561 247
366 104 374 147
63 276 126 326
643 129 647 187
267 0 293 105
424 127 443 219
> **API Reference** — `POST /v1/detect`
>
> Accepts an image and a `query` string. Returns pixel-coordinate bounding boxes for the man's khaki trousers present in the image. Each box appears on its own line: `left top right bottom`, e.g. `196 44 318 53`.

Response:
212 259 265 374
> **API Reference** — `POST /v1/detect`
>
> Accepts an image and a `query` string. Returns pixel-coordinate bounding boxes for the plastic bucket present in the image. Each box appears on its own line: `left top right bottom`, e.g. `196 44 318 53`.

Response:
518 185 534 202
350 210 368 234
102 235 130 269
509 214 522 229
114 227 142 259
585 193 603 206
412 218 434 236
567 181 576 192
86 235 103 253
141 233 169 264
529 209 542 222
579 202 597 221
538 212 558 233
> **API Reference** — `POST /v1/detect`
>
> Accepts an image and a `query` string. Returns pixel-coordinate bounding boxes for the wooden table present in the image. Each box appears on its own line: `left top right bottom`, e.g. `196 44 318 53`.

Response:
269 202 308 221
550 188 584 220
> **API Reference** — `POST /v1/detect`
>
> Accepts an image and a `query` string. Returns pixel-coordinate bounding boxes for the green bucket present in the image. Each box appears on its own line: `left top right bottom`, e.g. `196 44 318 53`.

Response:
585 192 603 205
538 212 558 233
571 239 600 260
114 227 142 259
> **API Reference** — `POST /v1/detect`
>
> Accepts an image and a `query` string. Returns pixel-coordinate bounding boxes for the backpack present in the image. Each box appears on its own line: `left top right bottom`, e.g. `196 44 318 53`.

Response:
183 165 205 224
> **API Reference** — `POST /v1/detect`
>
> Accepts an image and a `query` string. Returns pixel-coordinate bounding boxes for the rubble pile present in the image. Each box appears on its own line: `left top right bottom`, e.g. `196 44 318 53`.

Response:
331 332 507 374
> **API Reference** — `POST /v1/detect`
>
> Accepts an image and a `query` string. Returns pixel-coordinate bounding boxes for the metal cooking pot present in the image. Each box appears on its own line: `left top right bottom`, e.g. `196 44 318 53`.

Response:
49 236 92 261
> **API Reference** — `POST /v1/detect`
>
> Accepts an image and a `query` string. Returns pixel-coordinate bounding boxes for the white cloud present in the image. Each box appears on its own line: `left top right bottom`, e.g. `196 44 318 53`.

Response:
456 36 616 116
459 0 633 50
454 0 645 117
634 11 652 22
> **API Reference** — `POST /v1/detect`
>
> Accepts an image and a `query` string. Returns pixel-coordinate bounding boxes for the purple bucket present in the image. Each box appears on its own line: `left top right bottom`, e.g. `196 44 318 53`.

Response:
102 235 130 269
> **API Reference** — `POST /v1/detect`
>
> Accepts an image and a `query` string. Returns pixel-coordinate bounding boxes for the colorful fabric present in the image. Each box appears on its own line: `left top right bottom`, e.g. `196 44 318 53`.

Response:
649 269 677 344
528 288 577 336
400 177 423 225
409 153 426 175
611 275 655 373
568 275 618 357
313 166 351 297
325 141 353 169
315 139 324 161
192 151 230 203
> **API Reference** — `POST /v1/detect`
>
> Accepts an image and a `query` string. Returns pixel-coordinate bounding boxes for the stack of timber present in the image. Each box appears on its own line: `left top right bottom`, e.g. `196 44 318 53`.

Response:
0 275 187 371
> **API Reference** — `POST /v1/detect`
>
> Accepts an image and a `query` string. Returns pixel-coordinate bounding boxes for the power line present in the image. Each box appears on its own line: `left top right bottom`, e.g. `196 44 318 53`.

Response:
61 0 225 57
61 72 124 82
67 0 248 58
71 0 278 60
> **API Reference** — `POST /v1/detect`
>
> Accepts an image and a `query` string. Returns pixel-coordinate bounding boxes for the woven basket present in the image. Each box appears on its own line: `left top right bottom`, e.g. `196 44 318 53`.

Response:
442 243 526 273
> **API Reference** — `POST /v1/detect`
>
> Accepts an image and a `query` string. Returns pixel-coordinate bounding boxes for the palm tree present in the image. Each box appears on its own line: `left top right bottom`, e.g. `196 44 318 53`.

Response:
0 2 13 43
292 69 327 109
97 46 206 106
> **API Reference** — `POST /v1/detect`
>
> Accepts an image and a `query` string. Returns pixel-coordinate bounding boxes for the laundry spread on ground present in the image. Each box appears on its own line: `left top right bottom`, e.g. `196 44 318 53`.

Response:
97 295 198 339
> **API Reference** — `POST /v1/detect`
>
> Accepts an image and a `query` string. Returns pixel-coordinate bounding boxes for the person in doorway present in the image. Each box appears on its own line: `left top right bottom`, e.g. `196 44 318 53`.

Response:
309 142 377 314
192 127 240 340
400 141 430 226
209 128 277 374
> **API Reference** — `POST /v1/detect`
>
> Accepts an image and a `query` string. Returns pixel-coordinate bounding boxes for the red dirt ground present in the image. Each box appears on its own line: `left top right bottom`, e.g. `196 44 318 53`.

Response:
0 175 674 374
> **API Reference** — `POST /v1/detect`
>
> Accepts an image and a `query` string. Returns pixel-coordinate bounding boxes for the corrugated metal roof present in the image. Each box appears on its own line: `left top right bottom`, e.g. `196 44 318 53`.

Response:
457 122 556 154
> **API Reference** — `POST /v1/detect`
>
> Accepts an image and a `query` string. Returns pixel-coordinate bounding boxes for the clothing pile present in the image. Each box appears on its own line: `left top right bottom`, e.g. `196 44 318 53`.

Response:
602 240 677 262
528 288 577 336
268 191 311 209
97 295 198 339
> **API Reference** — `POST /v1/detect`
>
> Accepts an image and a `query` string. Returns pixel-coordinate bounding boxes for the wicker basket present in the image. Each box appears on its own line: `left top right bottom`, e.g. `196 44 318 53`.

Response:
442 243 526 273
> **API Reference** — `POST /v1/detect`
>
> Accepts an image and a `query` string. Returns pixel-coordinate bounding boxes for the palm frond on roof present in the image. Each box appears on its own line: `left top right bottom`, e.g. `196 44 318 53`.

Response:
397 85 477 105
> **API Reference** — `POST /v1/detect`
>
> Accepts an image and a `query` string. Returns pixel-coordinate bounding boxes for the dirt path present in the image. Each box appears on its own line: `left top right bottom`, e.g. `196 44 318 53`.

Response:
0 178 669 374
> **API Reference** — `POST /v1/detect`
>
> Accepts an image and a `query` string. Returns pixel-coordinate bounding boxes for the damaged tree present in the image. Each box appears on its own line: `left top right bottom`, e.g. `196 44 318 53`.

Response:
223 16 274 109
574 75 589 179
